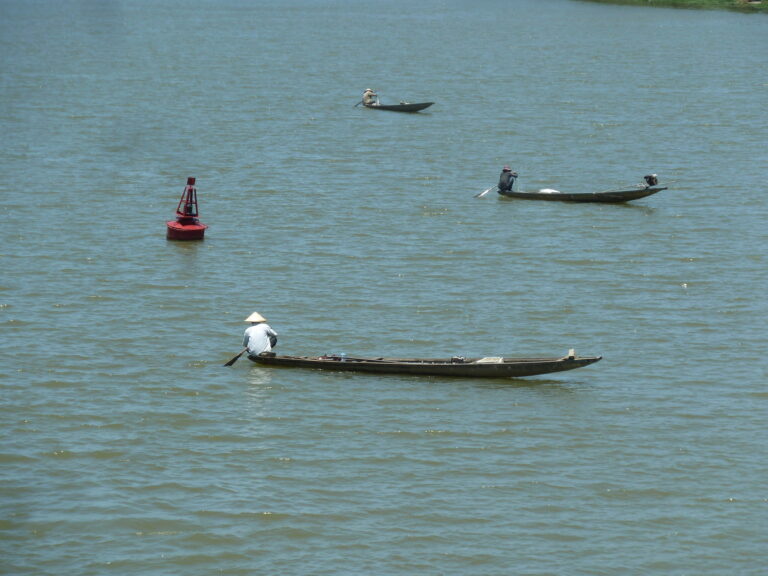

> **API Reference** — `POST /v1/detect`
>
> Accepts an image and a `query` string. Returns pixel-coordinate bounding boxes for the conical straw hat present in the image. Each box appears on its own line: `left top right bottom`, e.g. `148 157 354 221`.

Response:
244 312 266 323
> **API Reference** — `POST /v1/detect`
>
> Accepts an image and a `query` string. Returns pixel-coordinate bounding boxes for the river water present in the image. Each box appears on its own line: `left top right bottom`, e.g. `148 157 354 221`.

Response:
2 0 767 574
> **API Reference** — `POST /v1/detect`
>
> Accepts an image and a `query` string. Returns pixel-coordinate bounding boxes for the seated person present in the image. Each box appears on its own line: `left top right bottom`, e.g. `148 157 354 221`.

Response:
362 88 379 107
498 166 518 193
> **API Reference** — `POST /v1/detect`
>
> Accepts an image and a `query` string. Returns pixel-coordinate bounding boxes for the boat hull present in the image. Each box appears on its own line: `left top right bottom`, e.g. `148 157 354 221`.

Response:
247 353 601 378
364 102 434 113
498 186 667 203
166 220 208 240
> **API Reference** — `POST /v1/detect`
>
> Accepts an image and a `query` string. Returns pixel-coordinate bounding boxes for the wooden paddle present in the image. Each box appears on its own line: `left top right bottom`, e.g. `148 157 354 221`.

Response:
474 186 496 198
354 100 363 107
224 347 248 367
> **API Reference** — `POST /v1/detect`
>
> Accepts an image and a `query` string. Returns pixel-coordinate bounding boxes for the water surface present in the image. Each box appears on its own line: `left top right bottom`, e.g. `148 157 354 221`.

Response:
2 1 767 574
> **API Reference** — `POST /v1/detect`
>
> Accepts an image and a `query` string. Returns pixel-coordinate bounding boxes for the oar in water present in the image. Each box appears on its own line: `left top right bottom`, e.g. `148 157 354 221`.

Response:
474 186 496 198
354 100 363 107
224 347 248 367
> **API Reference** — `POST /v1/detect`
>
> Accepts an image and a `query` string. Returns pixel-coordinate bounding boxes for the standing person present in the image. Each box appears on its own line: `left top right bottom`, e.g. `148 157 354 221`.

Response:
498 166 518 193
243 312 278 356
362 88 379 107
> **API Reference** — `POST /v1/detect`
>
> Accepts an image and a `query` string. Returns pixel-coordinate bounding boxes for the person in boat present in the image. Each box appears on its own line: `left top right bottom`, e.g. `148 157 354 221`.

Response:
362 88 379 107
498 166 518 193
243 312 278 356
643 174 658 188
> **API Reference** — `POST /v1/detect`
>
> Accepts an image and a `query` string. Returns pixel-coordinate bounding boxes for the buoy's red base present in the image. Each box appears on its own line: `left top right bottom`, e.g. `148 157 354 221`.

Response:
166 220 208 240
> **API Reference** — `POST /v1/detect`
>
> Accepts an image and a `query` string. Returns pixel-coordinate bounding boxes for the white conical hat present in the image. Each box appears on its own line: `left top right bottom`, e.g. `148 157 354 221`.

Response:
244 312 266 323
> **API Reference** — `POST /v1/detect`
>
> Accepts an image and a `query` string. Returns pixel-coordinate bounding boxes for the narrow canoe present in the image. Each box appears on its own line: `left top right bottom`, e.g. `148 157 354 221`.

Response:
497 185 667 203
364 102 434 113
247 351 601 378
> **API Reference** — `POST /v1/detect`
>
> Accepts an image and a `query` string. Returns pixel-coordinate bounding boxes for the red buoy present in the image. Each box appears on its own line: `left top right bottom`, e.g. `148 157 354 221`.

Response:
166 177 208 240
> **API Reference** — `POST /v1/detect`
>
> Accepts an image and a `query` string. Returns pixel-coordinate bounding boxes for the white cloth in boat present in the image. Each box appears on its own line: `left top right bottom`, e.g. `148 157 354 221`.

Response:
475 357 503 364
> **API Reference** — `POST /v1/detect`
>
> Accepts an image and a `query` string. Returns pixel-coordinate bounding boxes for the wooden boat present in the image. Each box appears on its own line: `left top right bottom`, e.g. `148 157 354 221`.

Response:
364 101 434 113
247 350 601 378
497 185 667 203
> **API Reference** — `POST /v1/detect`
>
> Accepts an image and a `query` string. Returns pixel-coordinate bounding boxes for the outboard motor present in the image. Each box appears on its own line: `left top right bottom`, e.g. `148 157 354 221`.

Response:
644 174 658 187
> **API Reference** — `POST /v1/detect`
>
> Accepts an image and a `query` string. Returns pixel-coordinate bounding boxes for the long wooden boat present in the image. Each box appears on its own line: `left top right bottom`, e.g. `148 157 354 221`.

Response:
498 185 667 203
364 102 434 113
247 350 601 378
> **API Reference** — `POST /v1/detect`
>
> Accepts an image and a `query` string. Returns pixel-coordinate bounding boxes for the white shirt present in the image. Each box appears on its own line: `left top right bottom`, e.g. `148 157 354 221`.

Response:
243 323 278 355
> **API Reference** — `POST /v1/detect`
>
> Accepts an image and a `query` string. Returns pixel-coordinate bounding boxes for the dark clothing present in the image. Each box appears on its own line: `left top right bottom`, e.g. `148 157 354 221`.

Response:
498 170 516 192
644 174 658 187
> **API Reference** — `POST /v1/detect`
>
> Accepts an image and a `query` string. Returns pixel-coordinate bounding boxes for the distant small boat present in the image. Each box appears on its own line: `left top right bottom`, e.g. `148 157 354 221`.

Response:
498 175 666 203
498 185 666 203
364 101 434 113
247 350 601 378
